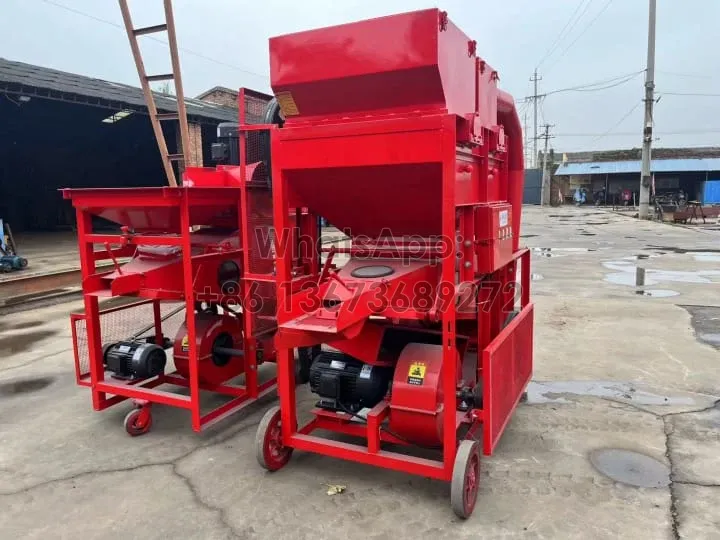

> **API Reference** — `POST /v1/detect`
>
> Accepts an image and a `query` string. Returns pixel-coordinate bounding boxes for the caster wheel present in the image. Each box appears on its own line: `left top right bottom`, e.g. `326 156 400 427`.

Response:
519 391 528 403
451 440 480 519
18 258 28 268
123 408 152 437
295 345 320 385
256 405 292 471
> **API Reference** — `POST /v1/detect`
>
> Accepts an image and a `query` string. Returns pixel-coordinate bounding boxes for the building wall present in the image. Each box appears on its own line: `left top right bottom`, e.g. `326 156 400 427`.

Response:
175 122 204 174
188 123 203 167
198 89 238 108
523 169 542 204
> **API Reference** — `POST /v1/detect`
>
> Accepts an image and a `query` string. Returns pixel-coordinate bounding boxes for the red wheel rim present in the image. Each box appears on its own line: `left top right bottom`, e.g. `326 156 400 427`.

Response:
126 411 150 436
464 453 479 515
263 414 290 469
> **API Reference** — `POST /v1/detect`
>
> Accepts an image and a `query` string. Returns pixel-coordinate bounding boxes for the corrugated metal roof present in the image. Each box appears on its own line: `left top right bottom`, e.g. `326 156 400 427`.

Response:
0 57 236 123
555 158 720 176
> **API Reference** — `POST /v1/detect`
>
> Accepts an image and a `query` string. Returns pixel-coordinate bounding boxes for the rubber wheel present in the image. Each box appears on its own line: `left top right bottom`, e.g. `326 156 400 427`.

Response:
18 258 28 268
295 345 320 385
256 406 292 471
451 440 480 519
123 408 152 437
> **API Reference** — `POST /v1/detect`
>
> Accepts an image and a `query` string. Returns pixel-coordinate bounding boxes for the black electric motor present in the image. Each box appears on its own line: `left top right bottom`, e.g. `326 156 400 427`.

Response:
210 122 240 165
309 352 392 412
103 341 167 380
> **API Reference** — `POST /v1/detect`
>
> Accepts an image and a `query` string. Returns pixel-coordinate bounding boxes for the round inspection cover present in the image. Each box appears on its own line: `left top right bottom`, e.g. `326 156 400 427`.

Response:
590 448 670 488
350 265 395 279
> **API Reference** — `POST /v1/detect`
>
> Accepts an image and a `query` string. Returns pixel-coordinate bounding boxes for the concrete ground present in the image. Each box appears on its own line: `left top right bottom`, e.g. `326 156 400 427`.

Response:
1 206 719 539
0 232 80 281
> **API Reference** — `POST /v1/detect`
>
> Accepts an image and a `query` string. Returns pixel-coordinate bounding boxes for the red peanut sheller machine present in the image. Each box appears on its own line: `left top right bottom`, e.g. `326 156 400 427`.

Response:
254 9 534 518
63 91 316 436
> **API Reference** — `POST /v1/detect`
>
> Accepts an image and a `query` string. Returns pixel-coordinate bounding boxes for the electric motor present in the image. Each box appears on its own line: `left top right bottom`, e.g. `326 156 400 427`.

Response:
308 352 392 412
103 341 167 380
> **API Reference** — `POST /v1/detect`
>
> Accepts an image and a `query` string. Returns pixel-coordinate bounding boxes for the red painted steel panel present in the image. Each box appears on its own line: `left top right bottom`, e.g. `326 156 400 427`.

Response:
481 303 534 455
271 9 444 118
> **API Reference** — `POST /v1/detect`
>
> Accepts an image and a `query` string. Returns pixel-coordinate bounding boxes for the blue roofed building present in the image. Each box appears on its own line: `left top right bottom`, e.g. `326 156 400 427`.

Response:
551 147 720 205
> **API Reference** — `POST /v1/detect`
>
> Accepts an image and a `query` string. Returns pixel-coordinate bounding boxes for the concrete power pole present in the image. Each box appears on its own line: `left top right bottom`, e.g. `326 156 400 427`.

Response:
530 69 542 168
639 0 657 219
540 124 554 206
523 106 529 167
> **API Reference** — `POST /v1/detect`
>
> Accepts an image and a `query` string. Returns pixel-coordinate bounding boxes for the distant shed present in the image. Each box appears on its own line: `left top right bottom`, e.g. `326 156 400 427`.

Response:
0 57 236 231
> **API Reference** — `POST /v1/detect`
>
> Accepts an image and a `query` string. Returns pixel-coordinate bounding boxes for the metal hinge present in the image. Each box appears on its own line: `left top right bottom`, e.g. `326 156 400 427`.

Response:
468 40 477 57
439 11 448 31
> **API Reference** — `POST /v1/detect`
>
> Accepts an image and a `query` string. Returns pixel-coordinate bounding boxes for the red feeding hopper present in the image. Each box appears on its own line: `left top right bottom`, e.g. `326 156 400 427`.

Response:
255 9 534 519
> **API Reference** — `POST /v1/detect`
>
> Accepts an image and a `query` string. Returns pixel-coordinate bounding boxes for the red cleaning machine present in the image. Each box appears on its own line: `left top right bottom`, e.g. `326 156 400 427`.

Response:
253 9 534 518
64 92 315 435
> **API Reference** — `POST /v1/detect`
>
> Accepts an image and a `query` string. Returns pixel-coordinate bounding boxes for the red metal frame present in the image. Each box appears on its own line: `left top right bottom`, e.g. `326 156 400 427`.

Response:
65 173 278 432
265 8 534 485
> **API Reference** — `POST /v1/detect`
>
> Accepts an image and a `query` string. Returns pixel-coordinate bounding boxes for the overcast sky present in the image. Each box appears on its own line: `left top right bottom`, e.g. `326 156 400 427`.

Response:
2 0 719 154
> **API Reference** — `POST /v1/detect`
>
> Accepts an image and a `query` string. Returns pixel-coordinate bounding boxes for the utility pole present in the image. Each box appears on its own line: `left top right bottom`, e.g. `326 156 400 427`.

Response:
523 106 529 167
639 0 657 218
530 69 542 168
540 123 554 206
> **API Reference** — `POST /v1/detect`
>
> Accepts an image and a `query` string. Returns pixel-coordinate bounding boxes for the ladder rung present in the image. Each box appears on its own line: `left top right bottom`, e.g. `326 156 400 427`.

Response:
146 73 174 82
167 154 185 162
133 24 168 36
156 112 179 121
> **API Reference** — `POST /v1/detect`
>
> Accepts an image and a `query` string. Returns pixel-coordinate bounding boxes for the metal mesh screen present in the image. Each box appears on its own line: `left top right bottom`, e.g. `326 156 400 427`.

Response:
244 94 268 124
245 184 277 337
241 90 277 337
73 302 185 379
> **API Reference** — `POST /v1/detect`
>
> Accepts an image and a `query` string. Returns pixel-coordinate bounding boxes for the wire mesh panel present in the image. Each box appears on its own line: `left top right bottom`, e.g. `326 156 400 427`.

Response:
240 90 277 338
244 93 268 124
72 301 185 380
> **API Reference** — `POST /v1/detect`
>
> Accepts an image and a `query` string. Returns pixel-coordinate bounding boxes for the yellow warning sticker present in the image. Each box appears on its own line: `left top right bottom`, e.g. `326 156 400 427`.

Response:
181 335 189 352
407 362 426 386
275 91 299 116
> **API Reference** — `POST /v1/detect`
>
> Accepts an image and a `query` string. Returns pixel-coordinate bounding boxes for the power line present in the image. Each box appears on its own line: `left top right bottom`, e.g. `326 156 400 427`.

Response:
544 71 643 97
659 91 720 97
555 129 720 137
36 0 270 81
589 100 642 144
545 0 616 75
656 70 717 80
522 70 643 101
536 0 594 68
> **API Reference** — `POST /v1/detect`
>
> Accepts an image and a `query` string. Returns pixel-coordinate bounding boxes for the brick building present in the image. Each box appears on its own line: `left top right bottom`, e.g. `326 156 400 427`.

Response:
196 86 240 108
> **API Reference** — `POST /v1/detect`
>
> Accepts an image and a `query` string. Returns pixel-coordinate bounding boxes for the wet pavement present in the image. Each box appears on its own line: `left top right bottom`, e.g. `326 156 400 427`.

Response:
0 205 719 539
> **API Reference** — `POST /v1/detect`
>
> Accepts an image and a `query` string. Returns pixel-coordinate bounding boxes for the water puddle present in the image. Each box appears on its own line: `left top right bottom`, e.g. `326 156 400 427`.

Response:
590 449 669 488
698 333 720 345
0 376 55 397
636 289 680 298
526 380 698 406
681 306 720 350
605 272 659 286
533 247 597 258
648 245 720 254
0 330 58 354
9 321 44 330
693 253 720 262
602 260 720 286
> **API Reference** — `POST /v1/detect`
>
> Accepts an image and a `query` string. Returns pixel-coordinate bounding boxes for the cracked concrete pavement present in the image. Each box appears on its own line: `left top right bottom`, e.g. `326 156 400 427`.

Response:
1 206 719 538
